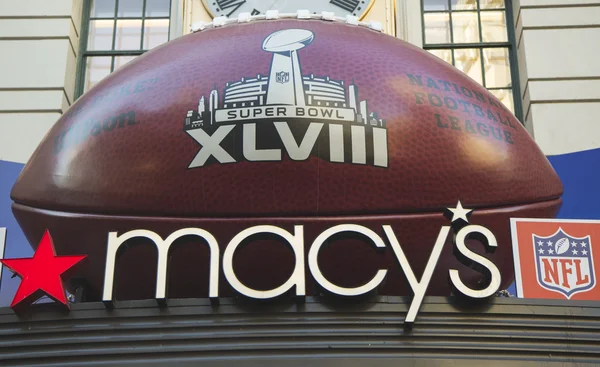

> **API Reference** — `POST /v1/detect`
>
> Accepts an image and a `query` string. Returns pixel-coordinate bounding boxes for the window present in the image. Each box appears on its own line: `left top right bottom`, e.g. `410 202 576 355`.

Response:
76 0 172 98
421 0 521 119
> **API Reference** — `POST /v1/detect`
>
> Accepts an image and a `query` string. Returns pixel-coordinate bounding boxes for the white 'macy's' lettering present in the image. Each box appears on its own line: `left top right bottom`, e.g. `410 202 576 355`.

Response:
223 225 305 299
449 225 501 299
308 224 388 296
102 224 501 324
103 228 220 305
383 225 450 325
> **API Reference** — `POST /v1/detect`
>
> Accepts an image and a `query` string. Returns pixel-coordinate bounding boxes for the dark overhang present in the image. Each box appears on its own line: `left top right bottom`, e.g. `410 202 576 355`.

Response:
1 296 599 366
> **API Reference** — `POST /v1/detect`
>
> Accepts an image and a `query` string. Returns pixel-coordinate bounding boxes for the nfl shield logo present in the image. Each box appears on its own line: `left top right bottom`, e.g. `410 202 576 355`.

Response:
533 228 595 299
276 71 289 84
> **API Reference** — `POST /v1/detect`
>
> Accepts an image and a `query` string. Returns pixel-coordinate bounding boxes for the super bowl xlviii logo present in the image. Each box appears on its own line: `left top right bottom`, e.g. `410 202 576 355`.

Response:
183 29 388 168
533 228 595 299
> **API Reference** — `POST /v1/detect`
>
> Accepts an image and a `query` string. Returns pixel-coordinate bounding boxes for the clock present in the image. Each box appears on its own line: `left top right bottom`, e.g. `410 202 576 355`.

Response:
202 0 375 19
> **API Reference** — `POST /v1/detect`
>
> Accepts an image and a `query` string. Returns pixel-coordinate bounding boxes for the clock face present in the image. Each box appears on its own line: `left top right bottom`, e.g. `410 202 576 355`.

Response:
203 0 374 19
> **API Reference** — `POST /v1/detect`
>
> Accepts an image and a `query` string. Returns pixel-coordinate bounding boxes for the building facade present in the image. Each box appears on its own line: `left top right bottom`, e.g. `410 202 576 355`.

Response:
0 1 599 365
0 0 598 304
1 0 597 162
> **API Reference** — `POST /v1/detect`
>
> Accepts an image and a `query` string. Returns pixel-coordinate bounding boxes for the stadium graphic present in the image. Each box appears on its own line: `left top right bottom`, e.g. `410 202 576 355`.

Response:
184 29 388 168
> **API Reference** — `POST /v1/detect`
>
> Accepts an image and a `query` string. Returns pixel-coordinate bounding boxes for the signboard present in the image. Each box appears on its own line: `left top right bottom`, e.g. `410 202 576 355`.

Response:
0 202 502 326
511 218 600 300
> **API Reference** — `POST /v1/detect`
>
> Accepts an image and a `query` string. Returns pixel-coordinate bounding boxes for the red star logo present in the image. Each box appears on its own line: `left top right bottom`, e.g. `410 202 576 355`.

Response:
1 230 86 310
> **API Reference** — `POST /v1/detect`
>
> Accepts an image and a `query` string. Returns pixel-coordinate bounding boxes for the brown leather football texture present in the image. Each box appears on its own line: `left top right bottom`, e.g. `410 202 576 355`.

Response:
10 19 563 300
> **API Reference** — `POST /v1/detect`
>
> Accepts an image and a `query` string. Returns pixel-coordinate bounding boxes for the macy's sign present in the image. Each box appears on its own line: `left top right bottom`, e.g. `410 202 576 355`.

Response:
103 218 501 326
0 203 503 325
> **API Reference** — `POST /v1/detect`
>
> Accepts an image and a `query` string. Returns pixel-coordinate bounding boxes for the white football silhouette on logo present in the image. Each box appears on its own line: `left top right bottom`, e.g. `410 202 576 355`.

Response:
555 237 570 255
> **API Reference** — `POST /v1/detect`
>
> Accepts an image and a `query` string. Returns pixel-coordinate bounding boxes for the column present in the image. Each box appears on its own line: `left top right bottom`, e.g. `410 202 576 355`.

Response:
513 0 600 155
0 0 82 164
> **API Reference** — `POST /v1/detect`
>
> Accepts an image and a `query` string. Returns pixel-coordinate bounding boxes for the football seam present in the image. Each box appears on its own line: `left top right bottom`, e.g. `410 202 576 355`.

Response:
11 196 562 220
191 10 385 34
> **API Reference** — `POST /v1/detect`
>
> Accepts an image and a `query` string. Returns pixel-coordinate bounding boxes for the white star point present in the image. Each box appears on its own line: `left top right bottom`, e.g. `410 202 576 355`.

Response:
446 200 473 223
